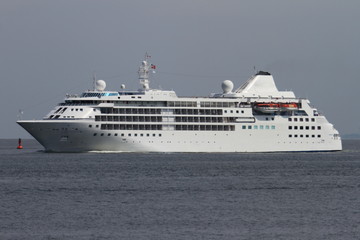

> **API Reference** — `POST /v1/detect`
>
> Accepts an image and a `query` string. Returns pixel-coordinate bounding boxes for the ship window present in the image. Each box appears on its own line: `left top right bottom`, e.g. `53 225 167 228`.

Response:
96 125 99 128
254 125 258 129
311 126 315 130
159 134 162 137
140 134 144 137
311 118 315 122
300 134 303 138
241 110 244 114
266 117 268 120
288 118 292 122
89 125 92 128
265 125 270 129
300 118 303 122
230 110 233 113
76 109 78 111
318 135 321 138
271 117 274 120
260 125 264 129
271 126 275 129
80 109 83 111
242 125 246 129
93 133 97 136
294 118 298 122
147 134 150 137
306 126 309 130
289 126 292 130
121 133 124 137
135 134 138 137
101 133 104 136
300 126 304 130
306 135 309 138
108 133 111 136
224 110 227 113
153 134 156 137
289 134 292 138
312 135 315 138
305 118 309 122
294 134 298 138
236 110 239 113
71 109 74 111
128 134 131 136
115 133 118 136
318 126 321 130
248 126 252 129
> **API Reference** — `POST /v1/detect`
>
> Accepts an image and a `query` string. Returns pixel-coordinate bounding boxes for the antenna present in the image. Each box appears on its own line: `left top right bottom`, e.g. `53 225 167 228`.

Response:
92 72 97 91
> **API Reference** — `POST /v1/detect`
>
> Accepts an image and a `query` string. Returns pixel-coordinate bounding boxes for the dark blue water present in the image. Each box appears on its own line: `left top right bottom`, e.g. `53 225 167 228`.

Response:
1 139 359 240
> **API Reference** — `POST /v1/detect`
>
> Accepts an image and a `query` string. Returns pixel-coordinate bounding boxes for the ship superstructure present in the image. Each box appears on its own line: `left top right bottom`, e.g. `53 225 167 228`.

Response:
17 56 342 152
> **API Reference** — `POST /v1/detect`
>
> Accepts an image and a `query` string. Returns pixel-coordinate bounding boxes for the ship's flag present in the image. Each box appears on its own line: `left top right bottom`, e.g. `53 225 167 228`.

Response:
151 64 156 69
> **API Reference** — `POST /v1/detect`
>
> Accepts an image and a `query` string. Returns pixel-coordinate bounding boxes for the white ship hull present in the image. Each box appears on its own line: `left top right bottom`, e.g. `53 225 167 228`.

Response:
18 118 342 153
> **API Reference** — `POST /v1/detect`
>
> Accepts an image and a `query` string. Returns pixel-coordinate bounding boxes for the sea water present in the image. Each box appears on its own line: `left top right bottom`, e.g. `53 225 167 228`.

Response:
0 139 359 240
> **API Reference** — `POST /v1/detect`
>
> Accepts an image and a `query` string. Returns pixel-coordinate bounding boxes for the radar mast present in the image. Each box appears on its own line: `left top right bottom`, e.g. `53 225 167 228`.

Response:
138 53 156 90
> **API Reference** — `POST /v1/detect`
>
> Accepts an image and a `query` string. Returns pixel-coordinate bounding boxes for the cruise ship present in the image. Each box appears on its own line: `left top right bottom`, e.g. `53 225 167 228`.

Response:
17 56 342 152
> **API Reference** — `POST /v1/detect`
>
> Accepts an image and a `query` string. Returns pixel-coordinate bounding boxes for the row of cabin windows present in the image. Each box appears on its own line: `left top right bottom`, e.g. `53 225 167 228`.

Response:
60 100 242 108
96 116 163 122
63 100 100 105
224 110 245 114
175 125 235 131
99 124 235 131
289 126 321 130
174 109 223 115
71 108 83 111
167 101 237 108
289 117 315 122
289 134 321 138
175 117 236 123
54 107 84 113
200 102 237 108
95 116 238 123
101 108 162 114
100 108 224 115
101 124 162 131
94 133 162 137
242 125 275 130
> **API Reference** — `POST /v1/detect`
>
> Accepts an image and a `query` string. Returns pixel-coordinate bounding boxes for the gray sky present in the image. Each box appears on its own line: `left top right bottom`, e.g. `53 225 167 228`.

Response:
1 0 359 138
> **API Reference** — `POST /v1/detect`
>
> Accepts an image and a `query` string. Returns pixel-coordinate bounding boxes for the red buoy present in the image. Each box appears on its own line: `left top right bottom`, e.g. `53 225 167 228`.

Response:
17 138 23 149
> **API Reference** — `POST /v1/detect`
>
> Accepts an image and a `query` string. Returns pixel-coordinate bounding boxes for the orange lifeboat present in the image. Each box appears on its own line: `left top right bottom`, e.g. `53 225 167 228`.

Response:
280 103 298 111
254 103 280 113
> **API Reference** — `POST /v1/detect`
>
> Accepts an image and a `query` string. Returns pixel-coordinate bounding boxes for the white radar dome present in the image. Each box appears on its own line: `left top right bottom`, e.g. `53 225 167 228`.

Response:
95 80 106 91
222 80 234 94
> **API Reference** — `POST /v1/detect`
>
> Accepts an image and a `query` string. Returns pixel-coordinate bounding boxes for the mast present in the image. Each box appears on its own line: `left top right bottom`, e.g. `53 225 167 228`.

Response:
138 53 156 90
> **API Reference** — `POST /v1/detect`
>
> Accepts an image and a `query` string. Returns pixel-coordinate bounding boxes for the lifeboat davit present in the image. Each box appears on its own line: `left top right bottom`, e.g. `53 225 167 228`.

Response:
254 103 280 113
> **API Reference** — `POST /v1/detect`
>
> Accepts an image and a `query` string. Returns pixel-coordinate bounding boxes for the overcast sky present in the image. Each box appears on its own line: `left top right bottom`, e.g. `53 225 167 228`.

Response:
1 0 359 138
